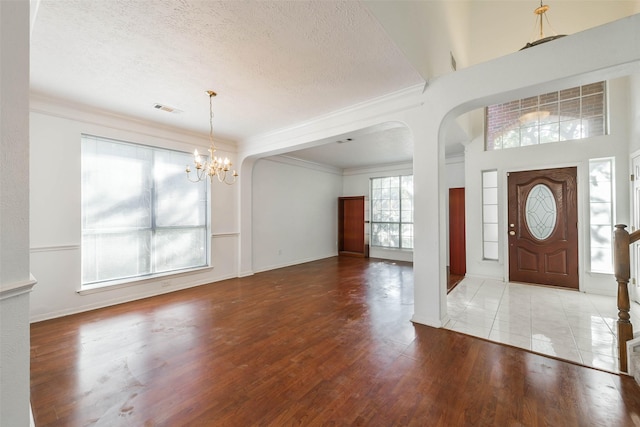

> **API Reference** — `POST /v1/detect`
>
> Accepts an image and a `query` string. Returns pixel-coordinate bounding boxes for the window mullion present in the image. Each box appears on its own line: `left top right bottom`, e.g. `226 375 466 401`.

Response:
399 179 403 249
150 151 157 274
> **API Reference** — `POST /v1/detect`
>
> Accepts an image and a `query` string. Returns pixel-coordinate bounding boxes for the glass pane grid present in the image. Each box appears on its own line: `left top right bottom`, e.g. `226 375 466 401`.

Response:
370 175 413 249
81 135 209 286
482 170 499 261
485 82 606 151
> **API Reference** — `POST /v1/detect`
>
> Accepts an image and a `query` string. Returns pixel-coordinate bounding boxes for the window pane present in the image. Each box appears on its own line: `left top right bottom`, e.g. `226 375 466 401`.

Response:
482 170 498 188
559 119 582 141
483 223 498 242
484 242 499 260
483 205 498 223
482 188 497 205
401 224 413 249
155 228 207 273
155 150 207 227
82 231 151 283
82 139 152 230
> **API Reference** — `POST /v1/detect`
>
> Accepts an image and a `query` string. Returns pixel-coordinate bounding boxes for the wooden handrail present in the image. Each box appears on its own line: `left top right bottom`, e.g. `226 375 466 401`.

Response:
613 224 635 373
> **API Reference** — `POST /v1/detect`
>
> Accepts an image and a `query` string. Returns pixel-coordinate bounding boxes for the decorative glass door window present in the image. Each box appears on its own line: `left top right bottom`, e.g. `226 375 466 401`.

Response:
525 184 557 240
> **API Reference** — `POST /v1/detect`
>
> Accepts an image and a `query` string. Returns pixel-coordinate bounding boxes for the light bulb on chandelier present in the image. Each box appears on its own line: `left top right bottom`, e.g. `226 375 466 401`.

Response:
186 90 238 185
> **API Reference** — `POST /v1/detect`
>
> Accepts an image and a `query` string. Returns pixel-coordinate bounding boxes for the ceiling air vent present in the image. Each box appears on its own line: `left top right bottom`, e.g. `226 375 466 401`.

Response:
153 103 182 114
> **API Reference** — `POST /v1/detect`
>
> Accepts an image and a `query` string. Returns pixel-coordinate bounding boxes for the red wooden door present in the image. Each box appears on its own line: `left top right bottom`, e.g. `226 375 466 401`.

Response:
449 188 466 275
507 167 578 289
339 197 365 256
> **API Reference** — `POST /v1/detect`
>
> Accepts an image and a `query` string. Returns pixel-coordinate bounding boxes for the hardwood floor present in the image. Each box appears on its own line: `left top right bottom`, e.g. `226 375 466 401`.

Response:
31 257 640 426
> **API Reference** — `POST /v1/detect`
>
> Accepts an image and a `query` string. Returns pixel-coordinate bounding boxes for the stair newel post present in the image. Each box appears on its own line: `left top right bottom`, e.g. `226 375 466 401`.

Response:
613 224 633 373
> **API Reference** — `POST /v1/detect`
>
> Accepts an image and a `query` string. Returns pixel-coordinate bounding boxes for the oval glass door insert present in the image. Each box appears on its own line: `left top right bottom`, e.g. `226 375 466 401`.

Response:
525 184 557 240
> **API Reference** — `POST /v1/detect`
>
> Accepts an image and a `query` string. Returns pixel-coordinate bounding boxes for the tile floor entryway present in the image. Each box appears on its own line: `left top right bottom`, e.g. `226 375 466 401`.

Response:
445 277 640 373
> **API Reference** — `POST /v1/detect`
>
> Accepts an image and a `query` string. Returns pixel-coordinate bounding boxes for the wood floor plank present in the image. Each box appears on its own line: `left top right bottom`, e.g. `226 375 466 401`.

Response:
30 257 640 426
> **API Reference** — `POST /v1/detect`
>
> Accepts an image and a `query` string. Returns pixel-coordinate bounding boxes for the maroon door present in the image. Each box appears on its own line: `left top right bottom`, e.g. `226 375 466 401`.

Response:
338 196 366 257
449 188 466 276
508 167 578 289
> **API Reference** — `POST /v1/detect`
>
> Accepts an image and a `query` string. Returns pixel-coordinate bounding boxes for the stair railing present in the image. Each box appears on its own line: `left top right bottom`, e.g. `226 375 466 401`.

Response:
613 224 637 373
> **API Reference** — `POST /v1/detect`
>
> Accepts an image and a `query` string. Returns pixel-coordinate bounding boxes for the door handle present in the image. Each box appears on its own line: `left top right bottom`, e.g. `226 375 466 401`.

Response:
509 231 515 236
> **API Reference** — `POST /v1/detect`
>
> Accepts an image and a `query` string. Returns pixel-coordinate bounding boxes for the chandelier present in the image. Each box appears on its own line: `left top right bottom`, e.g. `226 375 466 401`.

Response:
520 1 566 50
186 90 238 185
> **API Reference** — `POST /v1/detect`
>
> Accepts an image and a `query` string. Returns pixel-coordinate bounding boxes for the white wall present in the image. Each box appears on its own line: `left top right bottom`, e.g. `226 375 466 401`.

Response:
445 154 465 189
343 162 414 262
341 157 464 265
0 1 33 425
630 73 640 153
464 77 632 296
252 156 342 272
29 100 239 321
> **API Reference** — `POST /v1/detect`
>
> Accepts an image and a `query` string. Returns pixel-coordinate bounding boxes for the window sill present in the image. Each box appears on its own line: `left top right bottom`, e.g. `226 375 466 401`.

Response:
77 265 214 295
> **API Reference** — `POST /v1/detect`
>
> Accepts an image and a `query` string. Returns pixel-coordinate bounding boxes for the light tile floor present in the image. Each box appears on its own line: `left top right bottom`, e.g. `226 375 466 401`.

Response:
445 277 640 373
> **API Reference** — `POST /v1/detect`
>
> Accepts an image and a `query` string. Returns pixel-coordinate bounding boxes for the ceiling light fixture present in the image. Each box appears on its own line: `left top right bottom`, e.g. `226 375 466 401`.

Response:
520 1 566 50
186 90 238 185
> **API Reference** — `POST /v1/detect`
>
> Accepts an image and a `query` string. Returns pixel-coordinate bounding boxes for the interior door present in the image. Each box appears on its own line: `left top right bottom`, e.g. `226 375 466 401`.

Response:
338 196 366 256
508 167 578 289
449 188 466 276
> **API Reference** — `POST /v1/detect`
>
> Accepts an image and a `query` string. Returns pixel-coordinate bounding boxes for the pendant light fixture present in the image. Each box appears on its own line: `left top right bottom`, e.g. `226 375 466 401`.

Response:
520 1 566 50
186 90 238 185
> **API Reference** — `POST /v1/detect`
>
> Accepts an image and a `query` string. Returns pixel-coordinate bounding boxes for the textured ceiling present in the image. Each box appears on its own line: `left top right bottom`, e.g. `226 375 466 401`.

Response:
284 125 414 170
30 0 423 144
30 1 639 169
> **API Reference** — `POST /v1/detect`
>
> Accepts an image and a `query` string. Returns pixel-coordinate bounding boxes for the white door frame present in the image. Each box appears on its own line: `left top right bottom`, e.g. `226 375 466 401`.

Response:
629 150 640 304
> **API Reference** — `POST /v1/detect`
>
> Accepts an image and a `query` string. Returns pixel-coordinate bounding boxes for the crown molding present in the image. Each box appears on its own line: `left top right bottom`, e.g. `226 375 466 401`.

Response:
260 155 343 176
30 92 238 152
240 83 426 157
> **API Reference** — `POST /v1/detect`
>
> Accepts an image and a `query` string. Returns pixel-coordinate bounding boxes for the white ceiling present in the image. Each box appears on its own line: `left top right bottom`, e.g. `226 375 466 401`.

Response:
30 1 639 170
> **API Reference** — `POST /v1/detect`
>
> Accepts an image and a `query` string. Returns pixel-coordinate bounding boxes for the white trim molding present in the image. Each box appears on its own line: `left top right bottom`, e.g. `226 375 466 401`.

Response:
0 274 37 301
31 244 80 253
211 232 240 238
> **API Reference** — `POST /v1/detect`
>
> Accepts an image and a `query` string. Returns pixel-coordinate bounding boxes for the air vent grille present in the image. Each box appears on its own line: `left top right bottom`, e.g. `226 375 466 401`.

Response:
153 103 182 114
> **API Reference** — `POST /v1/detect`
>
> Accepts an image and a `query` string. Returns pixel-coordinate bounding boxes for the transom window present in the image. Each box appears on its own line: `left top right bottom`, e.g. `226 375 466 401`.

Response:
81 135 209 288
486 81 606 150
370 175 413 249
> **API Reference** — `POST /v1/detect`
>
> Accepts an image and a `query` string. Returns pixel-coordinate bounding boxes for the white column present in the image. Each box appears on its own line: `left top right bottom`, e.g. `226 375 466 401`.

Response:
0 0 36 426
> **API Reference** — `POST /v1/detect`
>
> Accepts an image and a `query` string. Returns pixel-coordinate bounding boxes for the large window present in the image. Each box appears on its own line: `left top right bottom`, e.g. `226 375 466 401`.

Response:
81 135 209 287
486 82 606 150
370 175 413 249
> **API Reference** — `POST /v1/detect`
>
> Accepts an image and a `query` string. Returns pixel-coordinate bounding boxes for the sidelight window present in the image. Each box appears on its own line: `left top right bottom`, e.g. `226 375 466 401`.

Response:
482 170 499 260
589 158 615 274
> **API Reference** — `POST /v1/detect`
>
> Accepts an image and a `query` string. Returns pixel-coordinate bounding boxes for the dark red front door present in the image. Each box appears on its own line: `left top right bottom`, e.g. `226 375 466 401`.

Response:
508 167 578 289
